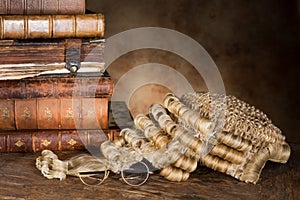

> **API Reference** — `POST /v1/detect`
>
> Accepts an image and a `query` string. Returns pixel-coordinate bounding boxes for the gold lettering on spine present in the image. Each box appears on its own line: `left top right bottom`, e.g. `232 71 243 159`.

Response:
22 107 32 120
15 140 25 147
1 107 9 120
44 107 53 122
68 139 77 146
65 108 74 120
41 139 51 147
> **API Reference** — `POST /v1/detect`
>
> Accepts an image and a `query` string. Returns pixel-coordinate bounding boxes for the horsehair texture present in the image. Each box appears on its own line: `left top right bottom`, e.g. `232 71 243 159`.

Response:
36 92 290 184
162 92 290 183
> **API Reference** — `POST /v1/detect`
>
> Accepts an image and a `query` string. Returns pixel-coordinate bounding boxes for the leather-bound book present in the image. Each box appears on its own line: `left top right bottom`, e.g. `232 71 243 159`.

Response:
0 129 112 153
0 101 134 153
0 73 113 130
0 0 86 14
0 14 104 39
0 39 105 80
0 97 109 130
0 73 113 99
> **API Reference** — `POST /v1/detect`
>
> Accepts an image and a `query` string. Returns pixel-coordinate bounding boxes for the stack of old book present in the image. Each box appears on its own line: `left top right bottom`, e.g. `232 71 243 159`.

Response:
0 0 131 153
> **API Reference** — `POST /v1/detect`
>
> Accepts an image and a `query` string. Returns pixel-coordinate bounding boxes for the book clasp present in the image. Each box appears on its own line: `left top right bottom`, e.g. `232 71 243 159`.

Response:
65 39 82 73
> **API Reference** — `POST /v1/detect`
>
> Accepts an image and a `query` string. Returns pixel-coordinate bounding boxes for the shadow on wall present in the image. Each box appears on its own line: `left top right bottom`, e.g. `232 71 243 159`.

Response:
87 0 300 143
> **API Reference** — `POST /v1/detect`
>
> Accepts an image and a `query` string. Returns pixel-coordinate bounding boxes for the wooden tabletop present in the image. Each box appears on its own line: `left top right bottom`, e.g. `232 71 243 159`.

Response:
0 143 299 200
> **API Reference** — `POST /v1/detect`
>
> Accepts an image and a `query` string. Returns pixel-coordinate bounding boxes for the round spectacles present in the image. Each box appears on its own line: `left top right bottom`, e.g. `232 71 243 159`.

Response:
78 161 150 187
79 170 109 186
121 161 150 186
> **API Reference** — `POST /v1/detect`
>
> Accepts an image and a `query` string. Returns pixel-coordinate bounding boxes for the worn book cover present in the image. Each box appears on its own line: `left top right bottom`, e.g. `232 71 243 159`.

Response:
0 101 134 153
0 39 105 80
0 73 113 130
0 72 113 99
0 14 104 39
0 0 86 14
0 129 110 152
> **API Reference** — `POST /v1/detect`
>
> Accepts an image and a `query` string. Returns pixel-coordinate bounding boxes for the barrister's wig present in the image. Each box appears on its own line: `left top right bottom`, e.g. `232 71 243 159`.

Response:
37 92 290 184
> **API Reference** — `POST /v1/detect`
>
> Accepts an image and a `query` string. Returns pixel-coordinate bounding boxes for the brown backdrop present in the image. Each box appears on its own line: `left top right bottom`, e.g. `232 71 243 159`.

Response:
87 0 300 143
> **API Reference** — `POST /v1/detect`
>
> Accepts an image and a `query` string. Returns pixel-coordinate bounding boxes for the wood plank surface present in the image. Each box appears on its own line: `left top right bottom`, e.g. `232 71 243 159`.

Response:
0 143 299 200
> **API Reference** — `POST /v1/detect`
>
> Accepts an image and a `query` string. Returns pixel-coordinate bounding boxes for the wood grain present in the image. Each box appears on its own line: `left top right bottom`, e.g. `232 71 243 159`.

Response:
0 143 298 199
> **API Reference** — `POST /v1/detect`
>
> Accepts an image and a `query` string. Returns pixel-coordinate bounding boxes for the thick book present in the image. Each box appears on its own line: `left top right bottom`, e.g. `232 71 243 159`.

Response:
0 73 113 99
0 129 112 153
0 73 113 130
0 39 105 80
0 101 134 153
0 0 86 15
0 14 104 40
0 97 109 130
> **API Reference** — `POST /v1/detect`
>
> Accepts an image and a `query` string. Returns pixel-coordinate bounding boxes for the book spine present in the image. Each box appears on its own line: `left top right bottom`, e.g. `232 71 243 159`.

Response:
0 129 118 153
0 14 104 39
0 97 109 130
0 39 105 65
0 75 113 99
0 0 86 15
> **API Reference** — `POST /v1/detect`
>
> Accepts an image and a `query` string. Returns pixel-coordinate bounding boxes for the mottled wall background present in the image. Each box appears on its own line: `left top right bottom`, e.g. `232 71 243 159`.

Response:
87 0 300 143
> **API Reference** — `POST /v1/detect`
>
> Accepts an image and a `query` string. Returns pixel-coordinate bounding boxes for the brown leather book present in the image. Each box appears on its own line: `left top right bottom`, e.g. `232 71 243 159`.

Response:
0 73 113 99
0 0 86 14
0 39 105 79
0 73 113 131
0 129 115 153
0 97 109 130
0 101 133 153
0 14 104 39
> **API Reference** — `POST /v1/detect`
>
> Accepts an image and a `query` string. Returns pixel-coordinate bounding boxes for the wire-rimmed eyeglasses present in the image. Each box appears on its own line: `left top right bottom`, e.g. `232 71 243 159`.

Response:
78 161 150 187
